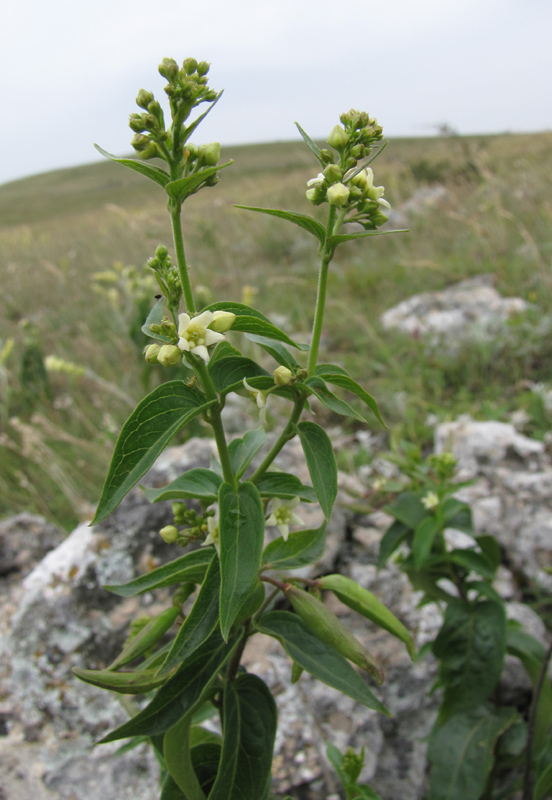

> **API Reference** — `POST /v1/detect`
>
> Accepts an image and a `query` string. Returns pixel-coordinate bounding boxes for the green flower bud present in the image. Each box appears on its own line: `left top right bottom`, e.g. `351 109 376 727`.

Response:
143 114 157 132
323 164 343 183
197 61 210 76
136 89 154 109
159 524 179 544
108 607 179 670
157 345 182 367
273 365 293 386
205 90 218 102
328 124 349 150
366 184 385 200
144 343 161 363
131 133 151 152
285 586 383 683
73 666 168 694
209 310 235 333
129 113 147 133
139 142 160 160
159 58 179 81
198 142 221 166
155 244 169 260
327 183 350 207
185 143 198 161
351 144 366 159
183 57 198 75
319 148 335 164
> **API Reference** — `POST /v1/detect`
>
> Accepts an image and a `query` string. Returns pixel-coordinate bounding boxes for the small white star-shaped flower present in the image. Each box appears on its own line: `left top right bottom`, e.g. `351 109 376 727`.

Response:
202 517 220 555
421 491 439 510
243 378 268 425
266 497 304 541
177 310 225 362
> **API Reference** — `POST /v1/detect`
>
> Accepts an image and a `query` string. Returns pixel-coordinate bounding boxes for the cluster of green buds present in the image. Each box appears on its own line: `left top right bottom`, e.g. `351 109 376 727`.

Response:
306 109 390 230
147 245 182 310
159 503 215 546
428 451 457 482
129 57 220 164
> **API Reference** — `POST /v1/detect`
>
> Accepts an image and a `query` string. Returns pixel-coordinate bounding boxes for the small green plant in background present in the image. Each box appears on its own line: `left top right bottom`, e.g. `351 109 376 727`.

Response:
379 446 552 800
73 56 414 800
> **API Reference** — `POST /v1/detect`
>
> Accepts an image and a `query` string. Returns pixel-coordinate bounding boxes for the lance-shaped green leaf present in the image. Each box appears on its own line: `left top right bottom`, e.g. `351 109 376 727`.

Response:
230 316 308 350
300 377 367 422
104 549 213 597
182 92 223 141
208 674 277 800
245 333 300 370
234 205 326 245
228 428 266 478
256 472 317 502
296 421 337 521
208 356 270 394
142 298 173 343
160 774 187 800
142 468 223 505
92 382 214 524
327 228 408 256
257 611 390 715
314 366 384 426
109 606 180 670
285 585 383 683
319 574 415 659
203 301 272 322
535 763 552 800
295 121 324 164
426 705 517 800
99 631 239 742
72 666 168 694
156 556 221 677
94 144 170 188
385 491 428 530
219 481 264 640
262 524 326 570
377 520 410 569
507 627 552 752
432 548 496 580
433 599 506 717
209 340 242 363
442 497 474 534
165 161 233 205
412 515 440 568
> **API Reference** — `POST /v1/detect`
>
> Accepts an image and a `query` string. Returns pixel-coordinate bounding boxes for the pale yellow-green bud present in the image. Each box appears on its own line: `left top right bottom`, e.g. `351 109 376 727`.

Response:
327 183 350 207
209 310 235 333
328 124 349 150
367 184 385 200
306 188 318 204
198 142 221 166
273 365 293 386
136 89 154 109
351 167 374 190
144 344 161 363
157 345 182 367
159 525 179 544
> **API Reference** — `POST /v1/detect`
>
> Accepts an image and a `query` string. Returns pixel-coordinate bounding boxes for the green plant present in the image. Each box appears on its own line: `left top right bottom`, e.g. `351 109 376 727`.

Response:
74 57 413 799
379 445 552 800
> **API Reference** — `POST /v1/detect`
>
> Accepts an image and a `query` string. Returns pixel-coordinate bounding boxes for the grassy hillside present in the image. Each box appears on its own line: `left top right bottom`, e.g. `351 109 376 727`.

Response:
1 132 551 528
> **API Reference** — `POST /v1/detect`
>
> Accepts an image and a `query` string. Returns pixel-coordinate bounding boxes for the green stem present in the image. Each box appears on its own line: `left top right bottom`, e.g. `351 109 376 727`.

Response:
193 359 235 486
249 396 305 483
307 206 336 374
523 637 552 800
170 207 196 313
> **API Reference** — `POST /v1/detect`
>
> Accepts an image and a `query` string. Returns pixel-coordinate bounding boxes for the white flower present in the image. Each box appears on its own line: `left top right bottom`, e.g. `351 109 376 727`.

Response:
243 378 268 425
307 172 325 188
202 517 220 555
421 491 439 510
265 497 304 541
177 310 225 362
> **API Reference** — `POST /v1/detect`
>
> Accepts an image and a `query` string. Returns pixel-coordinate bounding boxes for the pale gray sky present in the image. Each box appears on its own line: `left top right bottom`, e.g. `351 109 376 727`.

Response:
1 0 551 186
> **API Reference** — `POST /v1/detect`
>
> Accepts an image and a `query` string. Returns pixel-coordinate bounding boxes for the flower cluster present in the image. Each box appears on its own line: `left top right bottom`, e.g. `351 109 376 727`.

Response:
147 245 182 309
305 109 390 229
144 309 235 366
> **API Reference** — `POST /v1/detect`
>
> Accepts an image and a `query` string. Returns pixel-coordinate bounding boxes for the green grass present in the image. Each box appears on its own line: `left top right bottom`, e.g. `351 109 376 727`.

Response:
1 132 551 528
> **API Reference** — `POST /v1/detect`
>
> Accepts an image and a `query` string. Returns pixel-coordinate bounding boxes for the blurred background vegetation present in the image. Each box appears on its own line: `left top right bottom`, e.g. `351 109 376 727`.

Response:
1 131 551 529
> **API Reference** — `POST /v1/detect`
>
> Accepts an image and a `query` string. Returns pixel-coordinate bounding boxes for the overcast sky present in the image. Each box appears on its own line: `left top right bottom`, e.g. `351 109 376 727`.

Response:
1 0 551 186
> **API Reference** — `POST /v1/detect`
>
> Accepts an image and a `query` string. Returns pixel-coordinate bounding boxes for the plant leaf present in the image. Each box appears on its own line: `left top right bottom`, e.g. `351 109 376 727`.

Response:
262 524 326 570
104 549 213 596
141 468 223 505
245 333 300 370
327 228 408 254
208 674 277 800
235 205 326 245
377 520 409 569
98 631 240 742
296 421 337 521
426 705 518 800
442 497 474 534
92 382 214 524
230 315 309 350
433 600 506 717
256 471 317 502
228 428 266 478
294 121 324 164
219 482 265 640
156 556 221 677
319 574 415 659
165 161 233 204
385 492 428 530
142 297 173 343
412 516 440 568
315 368 384 426
208 356 270 394
301 377 367 422
94 144 170 187
182 92 223 141
257 611 390 715
507 627 552 752
534 763 552 800
437 548 496 580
